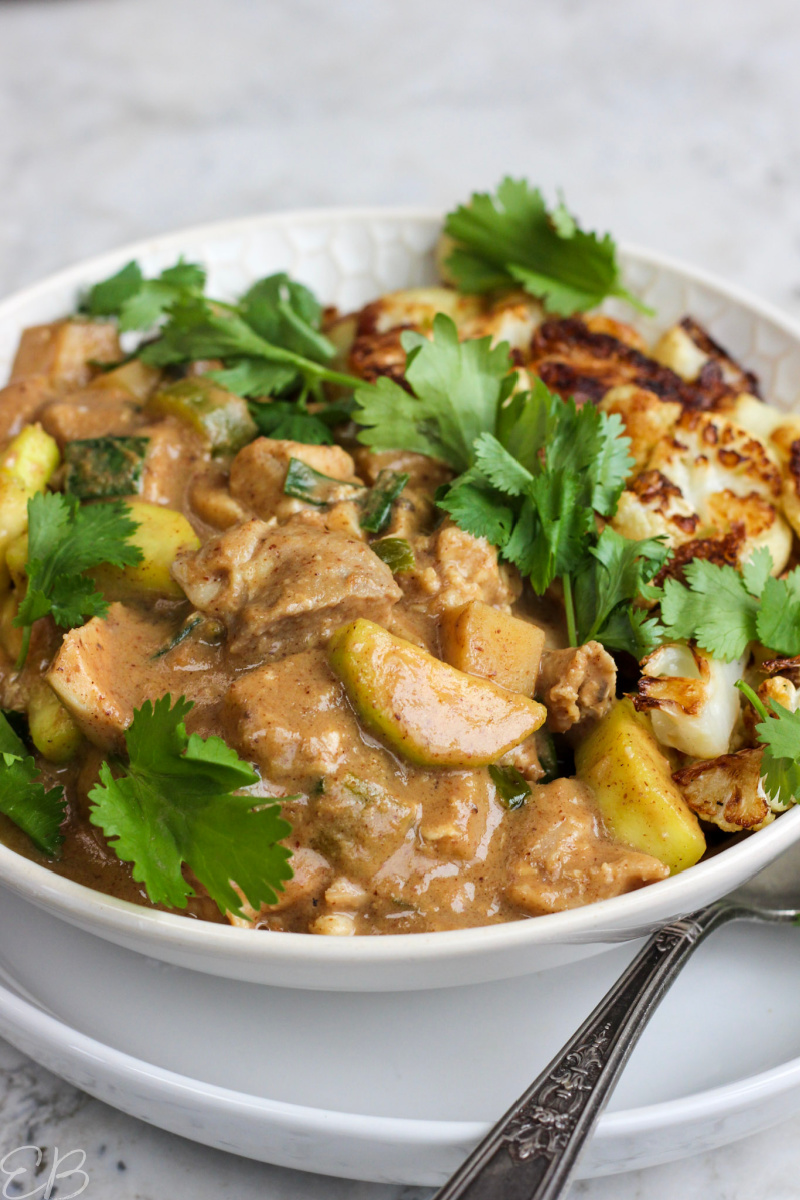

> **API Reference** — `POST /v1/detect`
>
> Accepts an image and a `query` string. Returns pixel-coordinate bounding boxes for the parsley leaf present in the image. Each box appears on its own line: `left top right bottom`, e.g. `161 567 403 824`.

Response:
354 314 516 472
14 492 143 668
88 695 293 915
444 178 649 316
652 550 800 662
0 712 65 855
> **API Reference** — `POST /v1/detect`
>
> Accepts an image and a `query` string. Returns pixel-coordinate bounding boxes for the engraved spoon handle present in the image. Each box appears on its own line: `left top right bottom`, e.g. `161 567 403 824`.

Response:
433 903 740 1200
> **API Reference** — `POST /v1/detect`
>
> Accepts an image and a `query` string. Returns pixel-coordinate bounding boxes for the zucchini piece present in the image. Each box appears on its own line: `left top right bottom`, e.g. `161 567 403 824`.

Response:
146 377 257 454
0 425 60 588
0 593 22 661
28 680 82 763
575 698 706 874
1 424 60 493
91 359 161 402
371 537 415 574
488 764 531 810
64 436 150 500
90 499 200 599
328 618 546 768
283 457 363 506
5 534 27 589
359 470 409 534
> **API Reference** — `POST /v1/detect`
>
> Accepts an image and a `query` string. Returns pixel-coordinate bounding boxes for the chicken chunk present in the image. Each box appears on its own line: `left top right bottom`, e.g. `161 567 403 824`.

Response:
173 516 402 662
223 650 356 788
0 377 55 445
229 437 361 522
46 603 210 751
536 642 616 733
401 519 520 619
11 320 120 388
505 778 669 915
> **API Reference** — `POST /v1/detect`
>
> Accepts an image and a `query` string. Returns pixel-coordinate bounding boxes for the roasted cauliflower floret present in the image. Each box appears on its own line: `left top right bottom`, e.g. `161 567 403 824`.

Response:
635 643 745 759
599 386 682 477
458 290 543 352
612 471 700 546
347 286 537 382
673 748 773 833
613 410 792 572
652 316 760 406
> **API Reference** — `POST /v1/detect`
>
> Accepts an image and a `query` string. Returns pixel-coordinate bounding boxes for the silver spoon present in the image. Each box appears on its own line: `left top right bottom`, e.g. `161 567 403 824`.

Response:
433 839 800 1200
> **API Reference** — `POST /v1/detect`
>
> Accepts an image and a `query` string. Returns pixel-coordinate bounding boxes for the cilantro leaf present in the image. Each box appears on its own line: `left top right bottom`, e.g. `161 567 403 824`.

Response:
239 273 334 364
436 469 516 546
14 492 143 668
444 178 649 316
84 260 207 333
573 528 669 657
354 314 515 472
209 359 299 399
756 569 800 657
756 701 800 810
138 297 360 397
652 552 800 662
247 398 351 445
657 560 758 662
0 712 65 855
88 695 293 915
737 681 800 811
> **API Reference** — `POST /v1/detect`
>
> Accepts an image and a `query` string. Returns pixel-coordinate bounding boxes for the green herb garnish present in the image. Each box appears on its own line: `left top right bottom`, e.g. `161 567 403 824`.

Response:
444 178 650 316
371 537 415 574
0 712 65 855
14 492 143 669
283 458 363 507
651 549 800 662
489 763 531 809
737 681 800 812
360 470 410 534
88 695 293 914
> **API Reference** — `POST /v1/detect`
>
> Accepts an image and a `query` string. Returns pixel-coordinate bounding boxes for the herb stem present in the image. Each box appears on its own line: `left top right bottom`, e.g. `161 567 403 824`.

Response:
15 625 31 672
563 574 578 647
736 679 770 723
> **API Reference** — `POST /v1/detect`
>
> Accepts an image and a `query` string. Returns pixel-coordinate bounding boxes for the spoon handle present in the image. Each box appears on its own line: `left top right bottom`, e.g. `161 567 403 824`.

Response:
433 903 736 1200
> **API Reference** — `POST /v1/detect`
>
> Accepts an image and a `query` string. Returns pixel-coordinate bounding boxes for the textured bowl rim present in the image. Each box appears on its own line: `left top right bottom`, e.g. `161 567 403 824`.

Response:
2 205 800 972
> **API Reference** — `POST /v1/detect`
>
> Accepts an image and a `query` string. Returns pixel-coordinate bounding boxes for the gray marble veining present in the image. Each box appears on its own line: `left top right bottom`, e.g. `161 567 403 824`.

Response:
1 0 799 1196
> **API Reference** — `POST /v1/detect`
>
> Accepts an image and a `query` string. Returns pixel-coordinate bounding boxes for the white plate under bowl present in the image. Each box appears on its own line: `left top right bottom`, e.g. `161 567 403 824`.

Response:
2 209 800 991
3 878 800 1185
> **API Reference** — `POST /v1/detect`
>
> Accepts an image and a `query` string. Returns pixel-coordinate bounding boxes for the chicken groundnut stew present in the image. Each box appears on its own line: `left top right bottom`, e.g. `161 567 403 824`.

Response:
1 180 799 938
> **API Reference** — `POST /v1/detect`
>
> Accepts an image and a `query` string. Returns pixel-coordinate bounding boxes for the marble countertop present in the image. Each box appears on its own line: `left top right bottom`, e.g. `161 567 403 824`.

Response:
1 0 800 1196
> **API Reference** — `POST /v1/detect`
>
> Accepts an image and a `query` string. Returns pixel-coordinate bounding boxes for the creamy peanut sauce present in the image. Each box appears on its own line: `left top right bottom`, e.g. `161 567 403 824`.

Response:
0 315 672 935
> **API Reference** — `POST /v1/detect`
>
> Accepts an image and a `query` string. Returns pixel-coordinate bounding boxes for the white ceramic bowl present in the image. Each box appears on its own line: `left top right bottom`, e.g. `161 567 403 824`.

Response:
2 208 800 992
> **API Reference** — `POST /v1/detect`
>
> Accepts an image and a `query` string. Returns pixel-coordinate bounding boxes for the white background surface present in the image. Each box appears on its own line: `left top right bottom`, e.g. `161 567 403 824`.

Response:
1 1 800 1196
